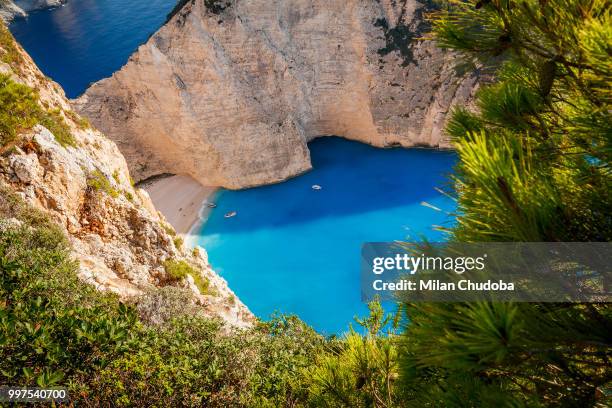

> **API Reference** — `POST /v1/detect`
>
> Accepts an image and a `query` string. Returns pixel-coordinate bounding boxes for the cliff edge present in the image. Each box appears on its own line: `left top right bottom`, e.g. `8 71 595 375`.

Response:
75 0 478 189
0 23 253 327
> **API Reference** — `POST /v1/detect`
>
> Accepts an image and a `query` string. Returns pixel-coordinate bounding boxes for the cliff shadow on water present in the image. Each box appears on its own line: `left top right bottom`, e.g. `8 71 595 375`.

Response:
200 137 457 235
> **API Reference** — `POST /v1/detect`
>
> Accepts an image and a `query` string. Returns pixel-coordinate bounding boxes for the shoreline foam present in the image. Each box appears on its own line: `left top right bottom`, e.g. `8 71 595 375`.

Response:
185 189 220 247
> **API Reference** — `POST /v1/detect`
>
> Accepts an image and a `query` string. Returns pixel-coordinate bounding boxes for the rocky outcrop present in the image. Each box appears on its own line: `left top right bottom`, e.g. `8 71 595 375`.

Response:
0 1 25 22
0 0 65 22
75 0 478 189
0 28 254 328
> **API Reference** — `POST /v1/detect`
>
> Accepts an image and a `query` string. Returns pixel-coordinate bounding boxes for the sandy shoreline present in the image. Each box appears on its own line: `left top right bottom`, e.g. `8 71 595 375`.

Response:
143 175 217 238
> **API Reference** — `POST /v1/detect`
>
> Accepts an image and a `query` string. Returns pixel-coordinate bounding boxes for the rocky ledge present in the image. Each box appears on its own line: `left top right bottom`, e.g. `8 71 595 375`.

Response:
75 0 478 189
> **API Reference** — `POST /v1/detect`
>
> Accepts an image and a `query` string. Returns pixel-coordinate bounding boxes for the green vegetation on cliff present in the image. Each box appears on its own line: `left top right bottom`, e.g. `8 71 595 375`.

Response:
162 258 210 295
0 187 136 388
0 74 39 146
86 169 120 197
0 0 610 406
0 73 75 148
0 188 328 406
0 22 25 72
0 22 76 148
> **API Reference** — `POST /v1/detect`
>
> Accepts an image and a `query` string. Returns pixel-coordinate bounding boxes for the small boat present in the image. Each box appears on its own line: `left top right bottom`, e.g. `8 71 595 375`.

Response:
311 184 322 190
206 202 217 208
224 211 237 218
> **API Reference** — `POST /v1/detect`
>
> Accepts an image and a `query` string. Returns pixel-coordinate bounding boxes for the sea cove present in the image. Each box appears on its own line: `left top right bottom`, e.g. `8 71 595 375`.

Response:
198 137 456 334
8 1 457 334
1 0 608 403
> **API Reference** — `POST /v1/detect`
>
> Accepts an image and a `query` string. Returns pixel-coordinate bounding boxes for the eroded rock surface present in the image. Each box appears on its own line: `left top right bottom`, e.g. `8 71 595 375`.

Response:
75 0 477 189
0 32 253 328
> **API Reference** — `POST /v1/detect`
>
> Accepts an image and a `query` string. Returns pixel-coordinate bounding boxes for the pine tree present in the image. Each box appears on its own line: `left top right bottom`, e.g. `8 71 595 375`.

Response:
307 300 402 407
398 1 611 406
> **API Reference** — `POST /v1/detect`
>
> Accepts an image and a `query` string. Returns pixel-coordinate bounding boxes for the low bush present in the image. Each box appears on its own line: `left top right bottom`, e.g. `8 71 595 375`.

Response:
78 315 327 407
173 236 183 249
161 223 176 236
123 190 133 202
87 170 119 198
162 258 195 281
39 108 76 147
162 258 210 295
0 74 39 146
0 22 24 72
134 286 202 326
0 189 330 406
0 190 138 388
0 74 76 148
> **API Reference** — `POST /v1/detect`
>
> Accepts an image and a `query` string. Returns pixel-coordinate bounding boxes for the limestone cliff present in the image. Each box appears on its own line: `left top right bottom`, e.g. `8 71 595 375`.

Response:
0 26 253 327
0 0 65 22
75 0 478 189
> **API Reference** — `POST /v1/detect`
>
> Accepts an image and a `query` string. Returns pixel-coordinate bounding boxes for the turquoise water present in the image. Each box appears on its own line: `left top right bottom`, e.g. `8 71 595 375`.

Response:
199 137 456 334
9 0 175 98
9 2 457 334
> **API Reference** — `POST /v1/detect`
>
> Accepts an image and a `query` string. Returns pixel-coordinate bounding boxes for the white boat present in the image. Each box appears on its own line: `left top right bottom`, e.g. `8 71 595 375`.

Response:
311 184 322 190
224 211 237 218
206 202 217 208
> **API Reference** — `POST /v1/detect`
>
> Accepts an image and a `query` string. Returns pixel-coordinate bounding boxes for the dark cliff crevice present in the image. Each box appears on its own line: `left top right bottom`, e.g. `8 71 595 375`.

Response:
374 0 438 67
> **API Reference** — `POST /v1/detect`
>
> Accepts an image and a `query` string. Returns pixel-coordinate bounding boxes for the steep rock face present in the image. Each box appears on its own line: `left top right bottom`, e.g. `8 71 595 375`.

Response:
75 0 477 189
0 0 65 22
0 1 25 22
0 30 253 327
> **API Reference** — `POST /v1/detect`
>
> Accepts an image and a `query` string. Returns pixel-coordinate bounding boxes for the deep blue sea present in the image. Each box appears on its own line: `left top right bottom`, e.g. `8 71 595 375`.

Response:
199 138 456 334
9 3 457 334
9 0 176 98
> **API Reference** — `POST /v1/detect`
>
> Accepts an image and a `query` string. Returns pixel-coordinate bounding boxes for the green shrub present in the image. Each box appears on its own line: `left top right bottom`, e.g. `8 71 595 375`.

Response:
0 22 25 72
0 185 376 407
80 315 325 407
162 258 193 281
0 74 40 146
0 189 385 406
173 236 183 249
39 108 77 148
122 190 134 202
0 74 76 148
162 259 209 295
192 273 212 296
0 191 138 388
87 170 120 198
65 109 91 130
161 223 176 236
135 287 201 326
0 23 77 148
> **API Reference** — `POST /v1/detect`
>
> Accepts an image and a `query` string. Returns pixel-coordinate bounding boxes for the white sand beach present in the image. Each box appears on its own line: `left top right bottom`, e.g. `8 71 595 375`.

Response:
143 174 216 236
